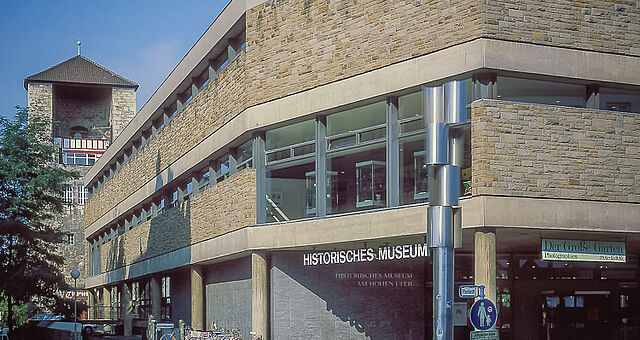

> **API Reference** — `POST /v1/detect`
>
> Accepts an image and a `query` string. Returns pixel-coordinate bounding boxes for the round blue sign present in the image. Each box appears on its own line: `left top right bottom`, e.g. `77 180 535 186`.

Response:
469 298 497 330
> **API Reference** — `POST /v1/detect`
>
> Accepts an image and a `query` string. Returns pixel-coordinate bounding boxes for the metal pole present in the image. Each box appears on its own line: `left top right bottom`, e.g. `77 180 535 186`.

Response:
424 81 466 340
73 278 77 340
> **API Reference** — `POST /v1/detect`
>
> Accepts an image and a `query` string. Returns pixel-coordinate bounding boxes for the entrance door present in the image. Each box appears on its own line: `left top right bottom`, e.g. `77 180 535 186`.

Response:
541 291 611 340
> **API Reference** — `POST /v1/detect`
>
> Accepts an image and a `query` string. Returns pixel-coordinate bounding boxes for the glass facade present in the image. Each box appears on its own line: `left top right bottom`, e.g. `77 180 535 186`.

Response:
496 77 587 107
326 102 386 214
265 120 315 222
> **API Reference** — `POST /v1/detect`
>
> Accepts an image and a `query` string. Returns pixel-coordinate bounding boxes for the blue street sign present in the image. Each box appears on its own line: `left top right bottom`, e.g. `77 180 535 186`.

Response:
459 285 485 299
469 299 497 331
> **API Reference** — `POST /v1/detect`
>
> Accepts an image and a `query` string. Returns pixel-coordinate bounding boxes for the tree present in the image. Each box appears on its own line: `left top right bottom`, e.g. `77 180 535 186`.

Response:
0 107 77 332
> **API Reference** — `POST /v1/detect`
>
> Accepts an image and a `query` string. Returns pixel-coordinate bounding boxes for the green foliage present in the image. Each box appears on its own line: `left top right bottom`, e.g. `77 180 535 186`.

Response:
0 298 27 327
0 107 78 329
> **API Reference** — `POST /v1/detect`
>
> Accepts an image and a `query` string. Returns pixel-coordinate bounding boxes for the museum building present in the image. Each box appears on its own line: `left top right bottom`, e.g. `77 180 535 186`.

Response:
82 0 640 339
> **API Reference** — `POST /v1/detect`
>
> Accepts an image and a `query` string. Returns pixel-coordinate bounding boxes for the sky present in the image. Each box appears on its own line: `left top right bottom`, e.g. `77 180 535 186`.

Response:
0 1 229 119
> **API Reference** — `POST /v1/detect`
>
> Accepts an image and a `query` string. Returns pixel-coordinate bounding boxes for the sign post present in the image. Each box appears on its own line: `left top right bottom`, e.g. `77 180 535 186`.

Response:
469 298 498 340
425 81 466 340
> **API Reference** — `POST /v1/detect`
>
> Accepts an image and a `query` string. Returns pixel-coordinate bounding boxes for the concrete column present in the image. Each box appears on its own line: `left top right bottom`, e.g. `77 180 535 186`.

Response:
191 82 200 98
88 290 96 320
208 63 217 82
228 148 238 176
386 96 399 207
177 98 184 113
192 177 200 196
103 286 111 320
474 231 497 306
190 267 205 330
586 84 600 109
251 252 268 340
315 116 327 217
122 282 133 336
253 133 266 223
151 276 162 320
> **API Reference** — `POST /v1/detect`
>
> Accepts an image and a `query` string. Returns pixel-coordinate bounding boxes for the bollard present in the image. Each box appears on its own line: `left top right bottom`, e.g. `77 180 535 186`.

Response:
147 315 157 340
179 320 185 340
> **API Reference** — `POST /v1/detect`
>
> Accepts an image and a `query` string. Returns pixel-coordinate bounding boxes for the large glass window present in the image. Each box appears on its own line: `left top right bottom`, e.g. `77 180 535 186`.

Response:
496 77 587 108
236 140 253 171
161 276 171 320
326 102 386 214
398 92 427 205
266 120 315 222
600 87 640 113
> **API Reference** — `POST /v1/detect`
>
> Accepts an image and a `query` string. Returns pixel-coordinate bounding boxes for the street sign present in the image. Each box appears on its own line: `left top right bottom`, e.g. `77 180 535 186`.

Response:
459 285 485 299
453 302 468 326
470 330 499 340
469 299 497 331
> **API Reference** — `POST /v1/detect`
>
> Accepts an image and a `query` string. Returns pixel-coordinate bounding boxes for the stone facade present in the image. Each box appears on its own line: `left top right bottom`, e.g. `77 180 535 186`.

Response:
27 83 53 135
100 169 256 272
484 0 640 56
110 88 136 141
245 0 485 108
471 100 640 203
85 53 247 227
86 0 640 228
245 0 640 108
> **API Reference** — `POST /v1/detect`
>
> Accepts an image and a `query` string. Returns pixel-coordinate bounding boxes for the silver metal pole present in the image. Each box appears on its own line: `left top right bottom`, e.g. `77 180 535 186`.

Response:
73 278 77 340
424 81 466 340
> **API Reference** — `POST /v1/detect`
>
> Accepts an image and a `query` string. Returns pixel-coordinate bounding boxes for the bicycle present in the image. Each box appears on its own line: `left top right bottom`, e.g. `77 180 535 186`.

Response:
159 331 177 340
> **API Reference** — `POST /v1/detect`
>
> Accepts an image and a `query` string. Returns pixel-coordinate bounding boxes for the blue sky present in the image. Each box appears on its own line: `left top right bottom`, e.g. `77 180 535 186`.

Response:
0 1 229 119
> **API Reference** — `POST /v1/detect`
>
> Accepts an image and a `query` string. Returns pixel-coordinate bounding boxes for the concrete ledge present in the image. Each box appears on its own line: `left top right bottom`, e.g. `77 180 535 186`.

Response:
86 196 640 288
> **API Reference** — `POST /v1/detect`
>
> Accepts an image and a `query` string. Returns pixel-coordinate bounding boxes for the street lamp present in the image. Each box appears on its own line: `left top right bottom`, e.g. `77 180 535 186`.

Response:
70 269 80 340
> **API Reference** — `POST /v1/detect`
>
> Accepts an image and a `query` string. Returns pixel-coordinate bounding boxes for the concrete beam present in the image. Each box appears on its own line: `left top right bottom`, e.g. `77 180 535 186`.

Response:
86 196 640 288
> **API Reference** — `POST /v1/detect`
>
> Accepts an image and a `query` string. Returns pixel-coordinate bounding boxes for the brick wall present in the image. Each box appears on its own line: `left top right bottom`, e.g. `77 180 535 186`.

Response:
110 88 136 141
85 52 247 227
471 100 640 202
100 169 256 272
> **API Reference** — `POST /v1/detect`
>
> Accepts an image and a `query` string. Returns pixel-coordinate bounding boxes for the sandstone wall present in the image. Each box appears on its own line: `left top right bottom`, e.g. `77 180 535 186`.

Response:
100 169 256 272
85 52 247 227
484 0 640 56
245 0 485 108
27 83 53 136
86 0 640 227
471 100 640 202
110 88 136 141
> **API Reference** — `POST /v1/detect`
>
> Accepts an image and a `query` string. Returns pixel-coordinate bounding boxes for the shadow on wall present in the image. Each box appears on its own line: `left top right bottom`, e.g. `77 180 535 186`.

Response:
271 252 432 340
103 199 192 284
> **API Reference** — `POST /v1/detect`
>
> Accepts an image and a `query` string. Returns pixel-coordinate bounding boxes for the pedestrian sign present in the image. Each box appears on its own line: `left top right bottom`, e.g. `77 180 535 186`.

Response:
470 330 499 340
469 299 497 331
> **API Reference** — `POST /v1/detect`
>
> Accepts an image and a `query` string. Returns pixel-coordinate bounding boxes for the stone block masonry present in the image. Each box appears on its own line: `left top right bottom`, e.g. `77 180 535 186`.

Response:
87 0 640 227
27 83 53 135
100 169 256 273
85 53 247 227
245 0 640 109
471 100 640 203
484 0 640 56
110 88 136 141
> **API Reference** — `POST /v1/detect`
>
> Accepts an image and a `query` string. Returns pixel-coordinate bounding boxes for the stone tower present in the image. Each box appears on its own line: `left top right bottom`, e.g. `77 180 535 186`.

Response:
25 55 137 290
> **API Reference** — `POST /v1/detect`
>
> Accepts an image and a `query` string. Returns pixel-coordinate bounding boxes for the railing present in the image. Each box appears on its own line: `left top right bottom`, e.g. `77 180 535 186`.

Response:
86 305 120 320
